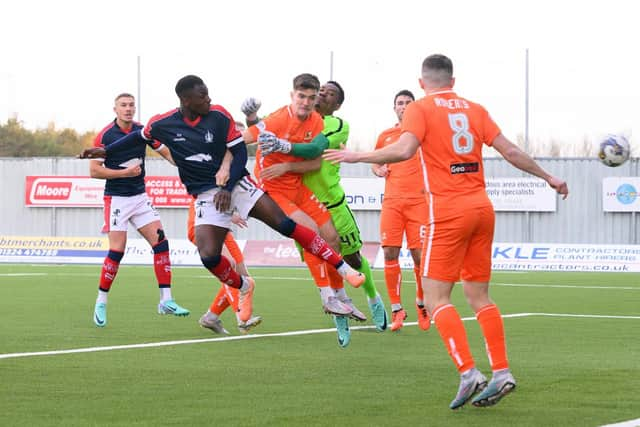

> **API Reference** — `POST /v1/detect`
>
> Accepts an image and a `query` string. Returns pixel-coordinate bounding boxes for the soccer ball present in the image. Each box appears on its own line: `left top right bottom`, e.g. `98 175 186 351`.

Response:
598 134 630 167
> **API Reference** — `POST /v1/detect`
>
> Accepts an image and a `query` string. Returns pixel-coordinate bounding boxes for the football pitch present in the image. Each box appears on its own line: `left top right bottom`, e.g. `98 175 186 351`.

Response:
1 264 638 427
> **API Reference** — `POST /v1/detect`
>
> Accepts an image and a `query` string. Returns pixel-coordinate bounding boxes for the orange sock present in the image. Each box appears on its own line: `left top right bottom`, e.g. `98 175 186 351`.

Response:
209 286 230 315
384 260 402 306
414 266 424 305
476 304 509 371
303 250 330 288
328 266 344 290
432 304 475 373
224 284 240 312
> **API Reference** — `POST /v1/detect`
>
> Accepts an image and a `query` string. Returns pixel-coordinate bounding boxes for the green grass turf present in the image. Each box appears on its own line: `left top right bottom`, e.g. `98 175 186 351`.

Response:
0 265 638 426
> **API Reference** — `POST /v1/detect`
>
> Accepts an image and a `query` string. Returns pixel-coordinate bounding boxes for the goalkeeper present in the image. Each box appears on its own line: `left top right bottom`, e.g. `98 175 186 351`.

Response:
241 82 389 331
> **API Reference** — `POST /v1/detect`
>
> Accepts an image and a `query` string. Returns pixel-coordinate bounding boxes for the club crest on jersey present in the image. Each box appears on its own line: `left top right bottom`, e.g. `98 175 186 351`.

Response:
204 130 214 143
304 131 313 141
173 133 186 142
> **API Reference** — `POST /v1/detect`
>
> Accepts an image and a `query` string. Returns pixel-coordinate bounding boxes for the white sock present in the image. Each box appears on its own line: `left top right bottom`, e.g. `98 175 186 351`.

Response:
368 294 381 305
319 286 334 304
160 287 173 302
391 303 403 312
333 288 348 301
96 290 108 304
335 262 352 277
239 277 250 292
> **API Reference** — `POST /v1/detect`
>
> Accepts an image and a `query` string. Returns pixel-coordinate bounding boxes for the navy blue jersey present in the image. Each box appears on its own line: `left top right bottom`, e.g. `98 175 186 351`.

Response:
94 120 161 196
142 105 248 195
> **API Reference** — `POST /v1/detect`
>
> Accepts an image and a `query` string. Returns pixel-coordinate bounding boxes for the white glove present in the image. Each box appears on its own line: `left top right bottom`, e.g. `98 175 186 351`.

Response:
258 132 291 156
241 97 262 116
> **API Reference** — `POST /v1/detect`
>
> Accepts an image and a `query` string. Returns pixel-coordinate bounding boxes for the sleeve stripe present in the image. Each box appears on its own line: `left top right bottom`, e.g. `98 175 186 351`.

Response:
226 135 244 148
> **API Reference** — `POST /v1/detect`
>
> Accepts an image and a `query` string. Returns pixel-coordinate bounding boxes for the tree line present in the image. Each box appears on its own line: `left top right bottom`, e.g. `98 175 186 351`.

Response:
0 119 259 157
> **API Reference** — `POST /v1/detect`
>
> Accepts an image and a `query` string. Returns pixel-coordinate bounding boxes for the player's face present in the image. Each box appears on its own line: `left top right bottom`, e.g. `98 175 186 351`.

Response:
394 95 413 122
290 88 318 120
185 84 211 116
113 96 136 124
315 84 341 116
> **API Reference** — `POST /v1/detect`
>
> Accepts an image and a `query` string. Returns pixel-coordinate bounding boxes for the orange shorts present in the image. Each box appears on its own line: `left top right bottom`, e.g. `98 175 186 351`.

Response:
379 197 427 249
420 197 494 283
266 184 331 227
187 200 244 264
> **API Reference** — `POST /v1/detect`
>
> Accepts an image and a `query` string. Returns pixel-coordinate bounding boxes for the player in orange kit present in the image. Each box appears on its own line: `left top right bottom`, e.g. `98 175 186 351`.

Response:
243 73 364 347
372 89 430 332
324 54 568 409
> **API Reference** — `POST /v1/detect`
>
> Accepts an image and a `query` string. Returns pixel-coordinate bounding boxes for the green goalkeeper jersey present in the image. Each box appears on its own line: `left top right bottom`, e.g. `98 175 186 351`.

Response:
302 115 349 205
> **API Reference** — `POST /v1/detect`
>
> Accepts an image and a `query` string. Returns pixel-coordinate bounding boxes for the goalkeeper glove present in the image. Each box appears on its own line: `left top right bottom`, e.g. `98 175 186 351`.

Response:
241 97 262 116
258 132 291 156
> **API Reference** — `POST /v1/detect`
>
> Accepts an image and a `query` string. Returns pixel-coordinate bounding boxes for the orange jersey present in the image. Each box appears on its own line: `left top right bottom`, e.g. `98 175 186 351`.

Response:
401 90 501 201
375 124 426 199
249 106 324 192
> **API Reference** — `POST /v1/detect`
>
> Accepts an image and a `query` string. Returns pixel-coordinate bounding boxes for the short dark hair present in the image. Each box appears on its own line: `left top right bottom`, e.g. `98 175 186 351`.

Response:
293 73 320 91
422 54 453 81
114 93 134 103
326 80 345 105
394 89 415 105
175 75 204 97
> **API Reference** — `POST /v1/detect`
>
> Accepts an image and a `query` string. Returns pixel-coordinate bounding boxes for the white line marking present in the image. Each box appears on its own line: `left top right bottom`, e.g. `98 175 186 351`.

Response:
600 418 640 427
0 273 47 277
1 312 638 360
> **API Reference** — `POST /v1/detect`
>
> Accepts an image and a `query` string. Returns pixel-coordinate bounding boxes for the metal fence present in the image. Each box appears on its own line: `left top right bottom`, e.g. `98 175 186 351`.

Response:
1 157 638 244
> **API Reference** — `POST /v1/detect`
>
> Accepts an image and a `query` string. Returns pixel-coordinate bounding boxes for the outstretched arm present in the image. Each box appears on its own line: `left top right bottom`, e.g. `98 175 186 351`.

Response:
79 130 145 158
323 131 420 164
492 134 569 199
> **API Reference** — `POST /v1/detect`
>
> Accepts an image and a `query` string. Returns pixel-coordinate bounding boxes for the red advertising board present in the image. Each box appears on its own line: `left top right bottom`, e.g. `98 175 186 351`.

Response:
25 176 191 207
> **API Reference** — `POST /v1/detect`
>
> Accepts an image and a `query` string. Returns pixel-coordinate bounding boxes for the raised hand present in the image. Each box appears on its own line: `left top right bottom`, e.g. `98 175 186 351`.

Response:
241 97 262 116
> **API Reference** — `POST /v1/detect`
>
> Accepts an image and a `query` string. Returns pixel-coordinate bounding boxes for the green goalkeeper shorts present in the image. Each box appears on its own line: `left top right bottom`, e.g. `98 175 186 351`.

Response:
327 196 363 256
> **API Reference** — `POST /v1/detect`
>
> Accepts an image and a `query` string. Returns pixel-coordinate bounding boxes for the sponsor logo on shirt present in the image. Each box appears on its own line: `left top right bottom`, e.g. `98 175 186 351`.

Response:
450 162 479 174
304 131 313 141
205 130 214 143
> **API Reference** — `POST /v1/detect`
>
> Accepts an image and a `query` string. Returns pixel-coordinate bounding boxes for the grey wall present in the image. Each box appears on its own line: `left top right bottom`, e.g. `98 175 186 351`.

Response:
1 157 638 244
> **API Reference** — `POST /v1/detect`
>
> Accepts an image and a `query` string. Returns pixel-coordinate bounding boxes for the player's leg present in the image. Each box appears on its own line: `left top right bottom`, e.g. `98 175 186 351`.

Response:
247 191 364 288
460 205 516 407
405 200 430 331
194 186 255 322
410 248 430 331
224 233 262 333
331 202 386 329
93 229 126 327
293 190 355 316
133 193 189 316
93 195 129 327
379 199 406 330
423 205 486 409
199 286 231 335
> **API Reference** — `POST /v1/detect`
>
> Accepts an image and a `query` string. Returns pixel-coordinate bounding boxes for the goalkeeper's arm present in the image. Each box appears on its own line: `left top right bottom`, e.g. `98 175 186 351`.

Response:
288 133 329 159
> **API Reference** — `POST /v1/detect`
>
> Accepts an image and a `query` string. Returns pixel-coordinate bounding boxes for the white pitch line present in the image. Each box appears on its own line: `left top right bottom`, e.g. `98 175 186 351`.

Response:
600 418 640 427
1 312 639 361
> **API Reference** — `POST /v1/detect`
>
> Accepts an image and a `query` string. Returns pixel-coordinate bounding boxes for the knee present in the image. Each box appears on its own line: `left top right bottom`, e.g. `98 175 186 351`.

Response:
200 255 221 270
278 218 296 236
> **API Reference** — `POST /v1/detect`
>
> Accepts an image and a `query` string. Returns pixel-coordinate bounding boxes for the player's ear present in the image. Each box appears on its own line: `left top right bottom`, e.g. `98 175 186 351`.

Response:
418 78 425 90
450 77 456 88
